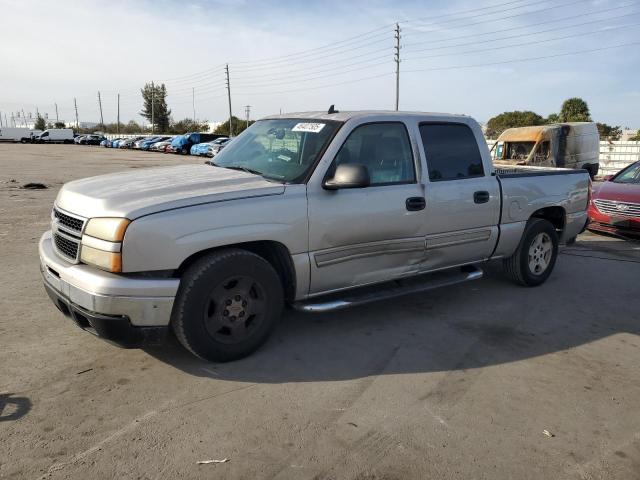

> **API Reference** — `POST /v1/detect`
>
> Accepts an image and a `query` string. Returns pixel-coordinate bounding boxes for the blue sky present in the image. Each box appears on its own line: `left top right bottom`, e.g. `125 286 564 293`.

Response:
0 0 638 127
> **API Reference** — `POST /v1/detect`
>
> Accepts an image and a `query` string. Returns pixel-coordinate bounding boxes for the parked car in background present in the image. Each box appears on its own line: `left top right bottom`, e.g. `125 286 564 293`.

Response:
36 129 75 144
149 137 175 152
492 122 600 179
207 137 231 157
119 136 144 149
74 135 86 144
40 110 590 361
171 132 225 155
82 134 107 145
190 137 229 157
588 161 640 238
140 136 170 150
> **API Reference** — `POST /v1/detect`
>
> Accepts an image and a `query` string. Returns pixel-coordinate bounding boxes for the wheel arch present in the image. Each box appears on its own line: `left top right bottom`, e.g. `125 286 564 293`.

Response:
176 240 297 302
530 206 566 233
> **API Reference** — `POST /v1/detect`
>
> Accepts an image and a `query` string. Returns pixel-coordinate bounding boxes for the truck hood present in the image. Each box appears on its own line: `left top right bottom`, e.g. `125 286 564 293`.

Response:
55 164 285 219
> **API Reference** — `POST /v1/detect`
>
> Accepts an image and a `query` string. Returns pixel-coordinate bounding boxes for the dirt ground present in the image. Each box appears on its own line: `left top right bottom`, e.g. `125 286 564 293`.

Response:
1 144 639 480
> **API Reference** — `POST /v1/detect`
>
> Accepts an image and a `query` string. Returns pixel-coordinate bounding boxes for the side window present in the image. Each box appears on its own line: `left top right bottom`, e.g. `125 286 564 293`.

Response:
419 123 484 181
334 122 415 185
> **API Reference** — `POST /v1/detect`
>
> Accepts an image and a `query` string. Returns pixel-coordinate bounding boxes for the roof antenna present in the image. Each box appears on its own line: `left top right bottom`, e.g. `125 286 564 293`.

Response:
328 104 339 114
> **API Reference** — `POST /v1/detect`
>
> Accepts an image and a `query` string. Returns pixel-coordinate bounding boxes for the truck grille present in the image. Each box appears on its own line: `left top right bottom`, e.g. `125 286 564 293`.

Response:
52 207 86 263
54 232 80 261
594 199 640 218
53 208 85 233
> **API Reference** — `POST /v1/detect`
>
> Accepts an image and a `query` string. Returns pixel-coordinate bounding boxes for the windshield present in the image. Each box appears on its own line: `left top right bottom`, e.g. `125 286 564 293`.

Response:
612 162 640 184
502 141 536 161
212 118 341 182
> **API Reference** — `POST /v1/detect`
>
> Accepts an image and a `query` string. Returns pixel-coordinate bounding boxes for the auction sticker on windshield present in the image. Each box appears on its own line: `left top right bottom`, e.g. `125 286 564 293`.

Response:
292 123 326 133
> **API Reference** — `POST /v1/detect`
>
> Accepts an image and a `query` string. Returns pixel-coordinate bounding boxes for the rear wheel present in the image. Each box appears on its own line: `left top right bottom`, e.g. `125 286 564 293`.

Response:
172 249 284 362
503 218 559 287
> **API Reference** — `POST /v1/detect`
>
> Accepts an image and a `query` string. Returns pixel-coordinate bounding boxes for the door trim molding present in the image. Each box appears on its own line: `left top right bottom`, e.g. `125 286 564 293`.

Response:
313 237 425 268
426 228 492 250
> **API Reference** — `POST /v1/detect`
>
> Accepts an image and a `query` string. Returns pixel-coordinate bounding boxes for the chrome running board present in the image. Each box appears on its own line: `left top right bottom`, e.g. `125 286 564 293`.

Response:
293 265 483 313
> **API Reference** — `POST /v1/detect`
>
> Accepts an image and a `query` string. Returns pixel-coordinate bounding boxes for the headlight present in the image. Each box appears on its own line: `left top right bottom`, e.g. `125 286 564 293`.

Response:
84 217 130 242
81 217 130 272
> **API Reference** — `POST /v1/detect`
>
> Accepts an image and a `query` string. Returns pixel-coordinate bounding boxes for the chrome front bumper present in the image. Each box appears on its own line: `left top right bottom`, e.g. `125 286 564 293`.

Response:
39 231 179 327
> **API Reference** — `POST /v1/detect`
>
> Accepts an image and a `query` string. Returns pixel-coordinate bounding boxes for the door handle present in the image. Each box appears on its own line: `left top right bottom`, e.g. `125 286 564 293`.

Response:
474 191 490 204
406 197 426 211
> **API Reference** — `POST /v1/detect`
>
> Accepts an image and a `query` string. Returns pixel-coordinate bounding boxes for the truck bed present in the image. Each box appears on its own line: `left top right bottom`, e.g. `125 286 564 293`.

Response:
494 165 588 177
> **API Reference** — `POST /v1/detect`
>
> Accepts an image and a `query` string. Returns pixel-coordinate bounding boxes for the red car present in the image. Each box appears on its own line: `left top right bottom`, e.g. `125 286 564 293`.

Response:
588 160 640 238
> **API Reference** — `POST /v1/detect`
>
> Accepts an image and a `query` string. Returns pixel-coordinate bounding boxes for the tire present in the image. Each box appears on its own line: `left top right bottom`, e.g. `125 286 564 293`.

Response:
503 218 559 287
181 147 189 155
172 249 284 362
20 138 27 144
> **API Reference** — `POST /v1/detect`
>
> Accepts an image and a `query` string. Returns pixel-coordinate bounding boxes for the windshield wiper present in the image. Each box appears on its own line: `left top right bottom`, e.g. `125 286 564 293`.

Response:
222 165 264 176
212 163 285 183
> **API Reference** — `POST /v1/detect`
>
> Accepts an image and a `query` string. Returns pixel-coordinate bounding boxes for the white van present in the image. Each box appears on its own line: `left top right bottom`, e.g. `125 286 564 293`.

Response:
37 129 74 144
0 127 33 143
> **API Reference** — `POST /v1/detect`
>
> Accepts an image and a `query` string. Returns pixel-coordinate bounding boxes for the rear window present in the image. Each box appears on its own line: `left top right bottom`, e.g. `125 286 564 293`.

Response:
419 123 484 181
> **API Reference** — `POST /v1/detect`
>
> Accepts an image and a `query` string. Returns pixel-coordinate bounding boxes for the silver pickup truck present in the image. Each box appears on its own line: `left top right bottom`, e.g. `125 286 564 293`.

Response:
40 110 590 361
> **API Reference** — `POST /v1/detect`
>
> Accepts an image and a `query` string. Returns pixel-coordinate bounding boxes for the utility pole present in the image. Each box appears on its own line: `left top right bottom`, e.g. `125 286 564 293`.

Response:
117 93 120 135
394 22 401 111
55 103 59 123
245 105 251 130
151 81 155 134
22 109 27 127
97 91 104 128
192 87 196 123
225 64 233 136
74 98 79 128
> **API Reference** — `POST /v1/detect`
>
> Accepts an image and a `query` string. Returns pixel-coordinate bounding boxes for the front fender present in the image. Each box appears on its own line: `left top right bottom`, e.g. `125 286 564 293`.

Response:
121 187 308 272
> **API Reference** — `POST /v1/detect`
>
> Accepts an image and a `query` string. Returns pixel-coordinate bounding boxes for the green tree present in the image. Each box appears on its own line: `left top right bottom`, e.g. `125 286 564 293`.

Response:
545 113 560 124
170 118 210 134
485 111 544 138
213 116 254 136
140 82 171 133
559 97 591 122
630 130 640 141
596 123 622 141
34 114 46 131
54 121 66 129
123 120 143 134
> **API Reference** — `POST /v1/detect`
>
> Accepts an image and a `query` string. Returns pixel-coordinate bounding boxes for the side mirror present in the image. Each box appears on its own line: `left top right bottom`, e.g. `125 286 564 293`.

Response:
323 164 370 190
603 174 614 181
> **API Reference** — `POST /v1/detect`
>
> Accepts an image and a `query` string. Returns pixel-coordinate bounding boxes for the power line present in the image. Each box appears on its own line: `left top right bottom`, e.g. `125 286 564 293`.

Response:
402 1 639 47
403 10 640 54
401 0 586 38
401 41 640 74
230 48 394 83
403 21 640 61
231 59 391 89
404 0 561 28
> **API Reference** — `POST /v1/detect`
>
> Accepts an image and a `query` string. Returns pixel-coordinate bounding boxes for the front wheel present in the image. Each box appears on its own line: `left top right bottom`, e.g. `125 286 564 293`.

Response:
503 218 559 287
172 249 284 362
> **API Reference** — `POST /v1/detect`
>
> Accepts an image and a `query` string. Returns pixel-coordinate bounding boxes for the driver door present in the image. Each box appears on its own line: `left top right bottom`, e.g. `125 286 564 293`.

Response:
306 121 428 295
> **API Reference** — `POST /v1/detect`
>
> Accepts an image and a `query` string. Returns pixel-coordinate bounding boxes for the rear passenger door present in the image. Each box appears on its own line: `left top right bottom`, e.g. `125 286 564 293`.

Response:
418 122 500 270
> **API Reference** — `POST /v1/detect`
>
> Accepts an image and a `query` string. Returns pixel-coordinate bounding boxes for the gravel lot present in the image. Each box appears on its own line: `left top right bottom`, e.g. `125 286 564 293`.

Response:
1 144 639 480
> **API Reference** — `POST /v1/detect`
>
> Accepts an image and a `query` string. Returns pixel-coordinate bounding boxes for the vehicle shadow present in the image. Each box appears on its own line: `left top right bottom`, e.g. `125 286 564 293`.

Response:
0 393 32 422
144 237 640 383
